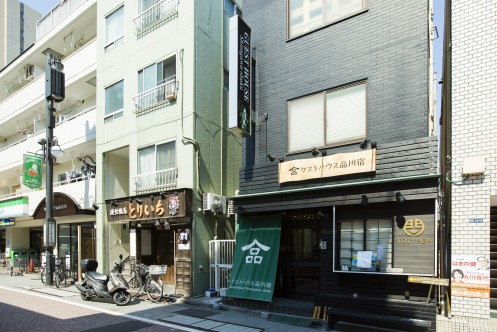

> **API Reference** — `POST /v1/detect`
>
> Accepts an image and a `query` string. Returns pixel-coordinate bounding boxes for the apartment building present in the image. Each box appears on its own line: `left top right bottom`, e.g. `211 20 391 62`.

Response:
0 0 97 276
229 0 439 328
440 0 497 320
0 0 41 69
96 0 240 296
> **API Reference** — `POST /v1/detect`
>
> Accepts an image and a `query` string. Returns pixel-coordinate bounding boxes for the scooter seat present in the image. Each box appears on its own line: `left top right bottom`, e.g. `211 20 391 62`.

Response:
87 271 108 282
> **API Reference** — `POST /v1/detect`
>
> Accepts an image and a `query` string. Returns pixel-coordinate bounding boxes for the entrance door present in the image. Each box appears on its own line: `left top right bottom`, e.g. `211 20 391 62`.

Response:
275 216 320 299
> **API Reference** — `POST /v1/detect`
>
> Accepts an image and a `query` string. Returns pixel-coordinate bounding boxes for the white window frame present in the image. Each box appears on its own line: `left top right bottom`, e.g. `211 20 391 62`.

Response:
104 80 124 123
105 5 125 50
288 0 368 39
137 141 176 175
287 81 367 153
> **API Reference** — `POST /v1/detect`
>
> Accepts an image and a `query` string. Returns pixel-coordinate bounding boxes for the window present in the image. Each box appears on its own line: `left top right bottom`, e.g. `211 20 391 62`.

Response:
105 80 124 123
137 141 176 188
105 6 124 49
336 219 392 272
139 0 160 12
287 81 366 153
136 57 176 110
288 0 367 39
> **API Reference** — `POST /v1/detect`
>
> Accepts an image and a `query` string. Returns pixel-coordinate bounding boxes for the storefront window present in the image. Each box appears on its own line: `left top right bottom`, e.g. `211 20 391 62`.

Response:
337 219 392 272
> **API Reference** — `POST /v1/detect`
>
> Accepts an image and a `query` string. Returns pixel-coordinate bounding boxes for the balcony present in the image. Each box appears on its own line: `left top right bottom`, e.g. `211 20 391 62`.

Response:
36 0 87 41
0 106 96 174
133 80 178 114
132 168 177 192
133 0 179 36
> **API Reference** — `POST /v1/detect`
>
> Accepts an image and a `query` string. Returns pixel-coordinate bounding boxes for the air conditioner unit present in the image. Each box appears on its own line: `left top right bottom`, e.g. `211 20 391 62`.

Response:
24 64 35 80
202 193 226 214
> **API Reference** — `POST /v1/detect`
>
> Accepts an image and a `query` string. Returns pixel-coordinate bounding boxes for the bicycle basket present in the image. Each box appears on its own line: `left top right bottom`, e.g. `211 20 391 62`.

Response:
138 265 148 276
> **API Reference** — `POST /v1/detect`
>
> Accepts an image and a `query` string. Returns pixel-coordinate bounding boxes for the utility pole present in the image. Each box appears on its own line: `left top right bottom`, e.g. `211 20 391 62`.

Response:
43 52 65 286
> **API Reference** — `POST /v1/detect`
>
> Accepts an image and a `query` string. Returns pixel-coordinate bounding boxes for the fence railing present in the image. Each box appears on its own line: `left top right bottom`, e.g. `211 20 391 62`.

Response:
209 240 235 291
36 0 87 41
132 167 177 192
133 0 179 35
133 80 177 113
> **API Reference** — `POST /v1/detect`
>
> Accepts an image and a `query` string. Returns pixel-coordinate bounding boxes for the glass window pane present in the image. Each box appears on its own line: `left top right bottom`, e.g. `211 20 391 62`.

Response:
326 82 366 145
105 80 124 115
138 64 156 93
157 141 176 170
106 6 124 44
140 0 159 12
288 93 324 152
138 146 155 174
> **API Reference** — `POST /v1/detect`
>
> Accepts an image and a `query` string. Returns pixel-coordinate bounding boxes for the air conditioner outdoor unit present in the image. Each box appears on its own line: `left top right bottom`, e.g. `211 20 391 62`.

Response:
24 64 35 80
202 193 226 214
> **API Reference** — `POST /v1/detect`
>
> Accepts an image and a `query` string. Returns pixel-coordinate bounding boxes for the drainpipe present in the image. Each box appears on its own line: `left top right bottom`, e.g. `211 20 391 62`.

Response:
179 48 204 198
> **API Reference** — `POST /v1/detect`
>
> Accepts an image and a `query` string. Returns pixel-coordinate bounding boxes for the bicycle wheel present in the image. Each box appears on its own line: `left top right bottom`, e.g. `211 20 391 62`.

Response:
41 267 46 284
55 273 61 288
146 276 163 302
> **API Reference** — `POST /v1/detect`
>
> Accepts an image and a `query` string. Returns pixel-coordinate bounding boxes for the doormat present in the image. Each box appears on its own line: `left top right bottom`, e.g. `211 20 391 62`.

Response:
267 313 314 327
174 308 217 318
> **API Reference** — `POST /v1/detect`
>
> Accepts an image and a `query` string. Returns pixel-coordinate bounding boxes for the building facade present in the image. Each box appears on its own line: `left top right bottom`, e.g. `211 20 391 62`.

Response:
231 0 438 327
0 0 97 279
440 0 497 320
96 0 241 296
0 0 41 69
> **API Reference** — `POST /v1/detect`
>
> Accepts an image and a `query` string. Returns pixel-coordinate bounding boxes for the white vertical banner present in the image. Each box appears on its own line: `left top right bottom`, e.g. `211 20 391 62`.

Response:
130 228 136 257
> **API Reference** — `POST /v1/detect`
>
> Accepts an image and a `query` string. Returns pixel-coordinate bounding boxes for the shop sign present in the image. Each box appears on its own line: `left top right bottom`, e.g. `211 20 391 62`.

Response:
408 276 449 286
23 154 42 189
227 215 281 302
451 255 490 298
108 191 189 222
278 149 376 183
0 218 15 226
229 15 251 136
0 197 29 218
393 215 435 275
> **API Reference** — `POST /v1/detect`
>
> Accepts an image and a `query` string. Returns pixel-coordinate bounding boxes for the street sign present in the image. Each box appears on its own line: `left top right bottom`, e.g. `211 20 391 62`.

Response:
408 276 449 286
43 217 56 247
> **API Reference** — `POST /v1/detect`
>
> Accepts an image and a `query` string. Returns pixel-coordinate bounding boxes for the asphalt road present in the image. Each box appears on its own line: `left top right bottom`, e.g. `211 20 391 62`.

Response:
0 287 187 332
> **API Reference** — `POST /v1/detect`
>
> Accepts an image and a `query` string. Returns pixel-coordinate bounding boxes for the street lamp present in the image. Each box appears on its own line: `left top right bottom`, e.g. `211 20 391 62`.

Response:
43 52 65 286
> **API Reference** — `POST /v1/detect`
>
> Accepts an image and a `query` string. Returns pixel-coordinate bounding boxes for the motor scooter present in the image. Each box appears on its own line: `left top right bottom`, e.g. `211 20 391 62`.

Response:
75 254 131 306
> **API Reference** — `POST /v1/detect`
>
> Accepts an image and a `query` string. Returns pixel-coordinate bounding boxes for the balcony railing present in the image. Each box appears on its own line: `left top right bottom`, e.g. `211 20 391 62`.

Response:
133 80 177 114
36 0 87 41
132 168 177 192
133 0 179 35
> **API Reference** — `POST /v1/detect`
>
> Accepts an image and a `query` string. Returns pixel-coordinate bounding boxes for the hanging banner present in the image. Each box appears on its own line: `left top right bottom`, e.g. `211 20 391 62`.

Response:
226 215 281 302
23 154 42 189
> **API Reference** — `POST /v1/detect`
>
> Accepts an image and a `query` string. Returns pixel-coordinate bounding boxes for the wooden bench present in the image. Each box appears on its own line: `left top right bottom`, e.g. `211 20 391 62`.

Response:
316 294 435 332
327 307 432 331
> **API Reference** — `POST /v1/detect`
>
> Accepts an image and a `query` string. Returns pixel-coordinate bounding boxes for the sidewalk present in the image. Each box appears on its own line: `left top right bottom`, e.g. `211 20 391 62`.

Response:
0 270 324 332
2 270 497 331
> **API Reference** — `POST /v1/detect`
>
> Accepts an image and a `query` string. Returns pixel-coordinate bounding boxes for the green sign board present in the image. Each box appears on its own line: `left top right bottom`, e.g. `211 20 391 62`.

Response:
226 215 281 302
23 155 42 189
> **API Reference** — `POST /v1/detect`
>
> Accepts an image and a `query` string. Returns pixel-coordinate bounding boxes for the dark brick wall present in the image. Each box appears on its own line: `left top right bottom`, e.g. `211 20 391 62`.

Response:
241 0 430 168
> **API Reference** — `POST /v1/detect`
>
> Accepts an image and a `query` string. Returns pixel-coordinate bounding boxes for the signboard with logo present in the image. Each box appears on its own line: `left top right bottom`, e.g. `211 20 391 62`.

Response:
23 154 43 189
278 149 376 183
0 218 15 227
227 215 281 302
0 198 29 219
451 255 490 298
393 214 435 275
229 15 251 136
107 190 191 223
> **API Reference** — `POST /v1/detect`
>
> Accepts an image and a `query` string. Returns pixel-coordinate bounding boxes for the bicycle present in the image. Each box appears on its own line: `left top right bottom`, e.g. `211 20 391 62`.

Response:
127 261 163 302
54 258 68 288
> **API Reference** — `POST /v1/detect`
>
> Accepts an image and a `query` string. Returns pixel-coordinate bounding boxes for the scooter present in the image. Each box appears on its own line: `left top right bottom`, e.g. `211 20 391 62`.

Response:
75 254 131 306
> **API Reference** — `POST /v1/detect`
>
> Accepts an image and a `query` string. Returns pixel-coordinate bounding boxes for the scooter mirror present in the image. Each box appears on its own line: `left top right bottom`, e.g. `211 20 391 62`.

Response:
119 254 123 260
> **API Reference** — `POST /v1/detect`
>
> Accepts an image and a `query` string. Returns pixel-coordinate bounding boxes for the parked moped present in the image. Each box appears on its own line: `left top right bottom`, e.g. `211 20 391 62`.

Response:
75 254 131 306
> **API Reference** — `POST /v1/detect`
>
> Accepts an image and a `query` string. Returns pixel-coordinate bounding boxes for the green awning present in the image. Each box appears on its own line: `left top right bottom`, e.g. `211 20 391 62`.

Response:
226 215 281 302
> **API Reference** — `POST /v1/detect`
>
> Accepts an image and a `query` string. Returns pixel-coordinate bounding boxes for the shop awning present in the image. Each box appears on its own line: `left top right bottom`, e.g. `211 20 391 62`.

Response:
226 215 281 302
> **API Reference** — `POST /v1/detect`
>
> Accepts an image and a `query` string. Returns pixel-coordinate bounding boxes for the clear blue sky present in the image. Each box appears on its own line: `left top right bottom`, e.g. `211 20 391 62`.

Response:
22 0 445 130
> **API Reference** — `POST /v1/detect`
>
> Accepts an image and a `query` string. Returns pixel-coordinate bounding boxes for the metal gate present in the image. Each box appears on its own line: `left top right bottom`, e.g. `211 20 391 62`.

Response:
209 240 235 291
